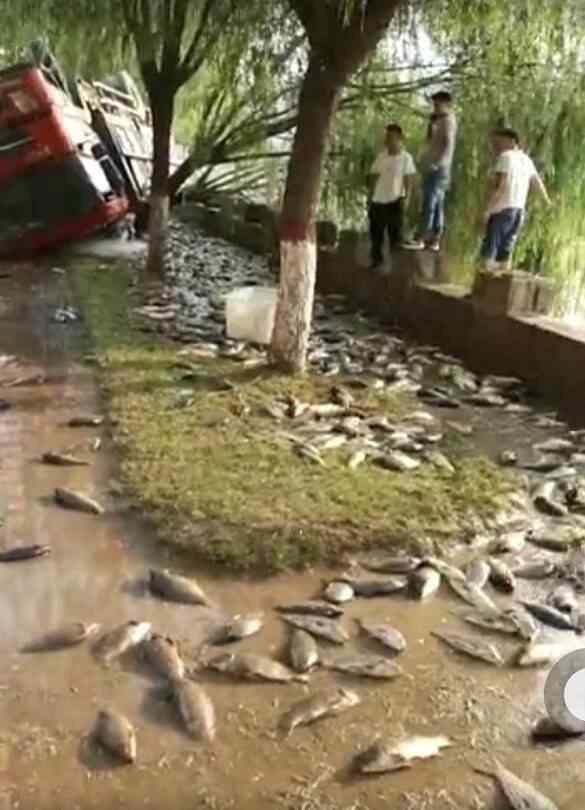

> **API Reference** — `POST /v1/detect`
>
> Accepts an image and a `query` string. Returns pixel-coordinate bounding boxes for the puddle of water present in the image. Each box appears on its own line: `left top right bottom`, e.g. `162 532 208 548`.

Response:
0 264 583 809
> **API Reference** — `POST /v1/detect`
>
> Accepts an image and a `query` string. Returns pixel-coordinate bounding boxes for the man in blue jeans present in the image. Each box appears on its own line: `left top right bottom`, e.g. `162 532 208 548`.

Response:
404 90 457 252
479 127 550 273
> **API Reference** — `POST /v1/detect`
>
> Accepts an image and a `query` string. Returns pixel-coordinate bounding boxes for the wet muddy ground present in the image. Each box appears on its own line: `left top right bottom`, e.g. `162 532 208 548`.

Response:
0 260 584 809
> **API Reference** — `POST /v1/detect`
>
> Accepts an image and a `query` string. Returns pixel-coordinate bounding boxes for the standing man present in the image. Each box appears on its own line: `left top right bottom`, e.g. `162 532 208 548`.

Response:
479 127 551 273
367 123 416 270
405 90 457 252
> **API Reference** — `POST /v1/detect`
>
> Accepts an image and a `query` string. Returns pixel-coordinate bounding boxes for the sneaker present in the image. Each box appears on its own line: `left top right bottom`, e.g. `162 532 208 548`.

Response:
401 240 425 250
425 242 441 252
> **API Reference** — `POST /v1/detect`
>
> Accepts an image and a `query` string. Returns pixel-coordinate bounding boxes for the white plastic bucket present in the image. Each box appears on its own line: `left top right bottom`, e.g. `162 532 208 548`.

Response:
225 286 278 344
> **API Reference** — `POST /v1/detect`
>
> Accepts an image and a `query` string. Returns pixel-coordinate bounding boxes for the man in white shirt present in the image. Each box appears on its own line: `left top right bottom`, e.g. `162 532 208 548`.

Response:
480 127 551 272
367 123 416 270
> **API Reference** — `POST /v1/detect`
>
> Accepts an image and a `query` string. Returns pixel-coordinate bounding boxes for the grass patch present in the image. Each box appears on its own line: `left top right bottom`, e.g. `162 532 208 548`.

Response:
74 264 513 573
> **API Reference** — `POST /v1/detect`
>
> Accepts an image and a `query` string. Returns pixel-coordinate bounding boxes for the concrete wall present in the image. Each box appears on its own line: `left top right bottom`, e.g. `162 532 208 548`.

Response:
176 201 585 425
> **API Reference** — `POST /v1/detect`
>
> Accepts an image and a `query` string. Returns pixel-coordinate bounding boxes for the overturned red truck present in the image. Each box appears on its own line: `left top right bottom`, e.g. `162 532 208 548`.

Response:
0 41 177 257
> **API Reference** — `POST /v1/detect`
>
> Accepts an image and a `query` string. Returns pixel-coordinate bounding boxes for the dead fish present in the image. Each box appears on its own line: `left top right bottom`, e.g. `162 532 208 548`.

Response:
503 607 539 642
549 585 578 614
313 433 347 451
533 482 568 517
465 558 491 589
424 450 455 474
149 568 211 606
321 653 402 680
528 533 573 553
54 487 103 515
94 709 136 764
513 560 557 579
466 392 506 407
433 630 504 665
521 600 581 632
280 614 349 645
280 687 360 737
357 619 406 654
310 403 347 418
324 581 354 604
474 760 559 810
517 640 571 667
534 438 574 455
207 652 308 683
289 628 319 673
96 620 152 664
409 565 441 599
522 457 564 473
41 451 89 466
276 601 343 618
446 576 499 613
488 531 526 555
459 609 522 637
356 735 451 774
0 544 50 562
447 421 473 436
532 716 583 741
143 634 185 680
330 385 353 408
488 559 516 593
68 415 103 427
376 451 420 472
21 621 100 652
505 403 532 414
171 678 215 742
295 442 325 466
357 554 421 575
341 576 407 597
5 372 46 387
210 613 263 644
283 395 309 419
348 450 367 470
499 450 518 466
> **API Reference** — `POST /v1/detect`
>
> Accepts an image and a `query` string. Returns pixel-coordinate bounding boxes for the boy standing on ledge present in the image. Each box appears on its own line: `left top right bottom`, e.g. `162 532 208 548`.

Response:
366 123 416 270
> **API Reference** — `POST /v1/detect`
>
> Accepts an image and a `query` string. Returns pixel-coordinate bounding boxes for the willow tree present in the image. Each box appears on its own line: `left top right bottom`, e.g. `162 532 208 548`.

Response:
270 0 407 373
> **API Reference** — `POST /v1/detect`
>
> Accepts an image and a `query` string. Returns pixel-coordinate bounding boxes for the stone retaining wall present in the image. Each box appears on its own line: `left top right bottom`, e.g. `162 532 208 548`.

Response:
176 199 585 425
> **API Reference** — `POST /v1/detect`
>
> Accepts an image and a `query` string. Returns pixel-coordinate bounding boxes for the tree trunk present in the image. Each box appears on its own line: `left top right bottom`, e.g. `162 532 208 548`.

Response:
169 153 197 201
146 90 175 276
270 57 341 373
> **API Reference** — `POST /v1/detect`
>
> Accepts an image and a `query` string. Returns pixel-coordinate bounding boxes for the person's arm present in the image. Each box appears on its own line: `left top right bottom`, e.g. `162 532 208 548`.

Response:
403 154 416 205
483 172 506 221
367 155 381 203
531 171 552 205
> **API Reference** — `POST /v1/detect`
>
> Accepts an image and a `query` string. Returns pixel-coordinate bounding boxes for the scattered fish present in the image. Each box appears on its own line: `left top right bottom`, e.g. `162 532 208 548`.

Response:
210 613 263 644
355 735 451 774
528 533 574 553
446 575 499 613
279 688 360 736
356 554 421 575
41 451 89 466
533 481 568 517
465 558 491 589
294 442 325 466
532 716 583 741
330 385 353 408
96 620 152 664
276 601 344 618
488 559 516 593
433 630 504 665
323 581 354 604
348 450 367 469
68 415 104 427
341 576 407 597
474 760 559 810
280 614 349 645
488 531 525 555
94 709 136 764
521 601 581 632
171 678 216 742
207 652 308 683
356 619 406 653
149 568 211 606
502 606 539 641
142 634 185 680
499 450 518 466
376 450 420 472
534 438 574 455
513 560 557 579
409 565 441 599
21 621 100 652
549 584 578 614
424 450 455 474
289 628 319 673
321 653 402 680
458 609 522 638
517 640 572 667
0 544 50 562
54 487 104 515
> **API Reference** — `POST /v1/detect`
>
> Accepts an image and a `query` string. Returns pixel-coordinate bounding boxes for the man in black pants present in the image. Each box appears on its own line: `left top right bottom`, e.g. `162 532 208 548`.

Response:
367 123 416 270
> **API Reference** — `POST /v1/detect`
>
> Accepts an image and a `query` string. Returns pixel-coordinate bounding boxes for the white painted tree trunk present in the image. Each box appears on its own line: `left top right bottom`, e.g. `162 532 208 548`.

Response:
146 192 169 275
271 237 317 373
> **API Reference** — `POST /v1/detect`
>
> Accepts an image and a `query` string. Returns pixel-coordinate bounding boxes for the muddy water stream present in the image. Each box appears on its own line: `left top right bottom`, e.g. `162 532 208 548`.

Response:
0 264 583 809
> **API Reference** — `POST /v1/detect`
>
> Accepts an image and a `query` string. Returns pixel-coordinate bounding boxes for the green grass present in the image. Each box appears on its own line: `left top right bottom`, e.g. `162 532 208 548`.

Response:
74 263 512 573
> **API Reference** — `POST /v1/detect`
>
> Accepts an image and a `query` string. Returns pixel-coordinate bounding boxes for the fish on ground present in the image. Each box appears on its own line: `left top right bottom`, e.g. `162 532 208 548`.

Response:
458 609 523 638
356 619 406 654
465 558 490 589
473 760 559 810
353 554 421 574
532 481 568 518
289 628 319 673
532 716 583 741
549 584 578 614
321 653 402 680
409 565 441 599
279 688 360 737
94 709 136 764
21 621 100 653
142 634 185 680
488 531 526 555
534 438 574 455
95 621 152 664
280 614 349 645
54 488 104 515
41 451 89 466
68 415 104 427
275 600 343 618
149 568 211 606
433 630 504 666
355 735 451 774
348 450 367 469
488 559 516 593
323 581 354 604
516 640 573 668
376 450 421 472
521 601 581 632
171 678 216 742
207 652 308 683
340 576 407 597
512 560 557 579
0 544 50 562
210 613 263 644
446 575 500 614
